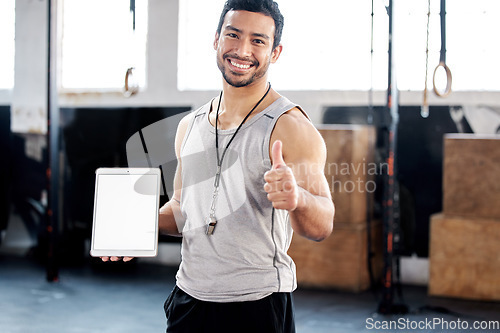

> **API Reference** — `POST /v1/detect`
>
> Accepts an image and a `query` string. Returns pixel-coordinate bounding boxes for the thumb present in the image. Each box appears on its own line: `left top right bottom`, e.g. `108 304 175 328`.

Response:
271 140 286 169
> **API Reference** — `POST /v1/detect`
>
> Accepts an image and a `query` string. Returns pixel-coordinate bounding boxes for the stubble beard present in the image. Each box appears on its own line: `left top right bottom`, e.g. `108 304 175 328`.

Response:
217 54 270 88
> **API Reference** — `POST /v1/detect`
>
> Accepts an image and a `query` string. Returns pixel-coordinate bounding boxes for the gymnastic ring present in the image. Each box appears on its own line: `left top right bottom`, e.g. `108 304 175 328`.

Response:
432 61 452 97
124 67 139 97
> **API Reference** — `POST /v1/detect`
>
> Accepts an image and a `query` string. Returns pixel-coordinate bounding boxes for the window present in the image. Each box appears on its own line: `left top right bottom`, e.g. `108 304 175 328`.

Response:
61 0 148 91
178 0 500 91
177 0 226 91
397 0 500 91
0 0 15 90
178 0 388 91
446 0 500 91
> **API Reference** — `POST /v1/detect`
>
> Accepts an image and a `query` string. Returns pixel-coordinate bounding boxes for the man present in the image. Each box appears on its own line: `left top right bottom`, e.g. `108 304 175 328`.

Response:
105 0 334 331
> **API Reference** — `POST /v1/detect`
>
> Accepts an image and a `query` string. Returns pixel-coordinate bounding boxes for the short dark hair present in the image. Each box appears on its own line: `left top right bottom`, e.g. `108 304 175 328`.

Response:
216 0 284 50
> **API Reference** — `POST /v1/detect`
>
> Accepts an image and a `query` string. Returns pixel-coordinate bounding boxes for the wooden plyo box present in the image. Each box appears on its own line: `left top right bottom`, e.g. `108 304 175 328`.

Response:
288 221 382 292
443 134 500 219
317 125 377 224
429 213 500 301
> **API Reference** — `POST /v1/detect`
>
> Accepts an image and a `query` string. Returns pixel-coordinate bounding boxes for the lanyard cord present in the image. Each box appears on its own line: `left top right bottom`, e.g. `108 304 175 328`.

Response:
206 82 271 235
215 83 271 172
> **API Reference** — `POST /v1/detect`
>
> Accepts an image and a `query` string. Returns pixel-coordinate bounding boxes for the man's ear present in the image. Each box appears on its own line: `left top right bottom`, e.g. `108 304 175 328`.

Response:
270 44 283 63
213 32 220 50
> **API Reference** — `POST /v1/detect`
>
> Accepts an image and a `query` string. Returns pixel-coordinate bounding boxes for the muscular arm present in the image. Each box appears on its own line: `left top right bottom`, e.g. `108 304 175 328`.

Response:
158 113 192 237
266 109 334 241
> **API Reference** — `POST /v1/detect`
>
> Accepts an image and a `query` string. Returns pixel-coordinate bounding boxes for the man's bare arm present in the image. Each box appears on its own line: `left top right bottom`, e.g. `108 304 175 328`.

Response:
265 109 334 241
158 113 193 237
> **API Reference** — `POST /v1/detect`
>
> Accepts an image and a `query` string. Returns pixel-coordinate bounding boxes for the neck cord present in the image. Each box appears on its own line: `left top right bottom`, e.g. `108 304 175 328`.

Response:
214 83 271 171
206 83 271 235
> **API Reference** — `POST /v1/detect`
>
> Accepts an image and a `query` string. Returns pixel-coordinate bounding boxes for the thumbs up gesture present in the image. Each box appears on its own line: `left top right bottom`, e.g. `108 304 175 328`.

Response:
264 140 299 211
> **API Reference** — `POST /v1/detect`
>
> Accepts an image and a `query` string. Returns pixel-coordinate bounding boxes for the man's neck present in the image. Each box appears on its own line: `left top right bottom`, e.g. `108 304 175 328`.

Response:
220 80 270 117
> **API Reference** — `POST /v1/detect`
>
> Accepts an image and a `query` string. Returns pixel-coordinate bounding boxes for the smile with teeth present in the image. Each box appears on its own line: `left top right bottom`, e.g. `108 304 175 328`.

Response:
229 59 252 69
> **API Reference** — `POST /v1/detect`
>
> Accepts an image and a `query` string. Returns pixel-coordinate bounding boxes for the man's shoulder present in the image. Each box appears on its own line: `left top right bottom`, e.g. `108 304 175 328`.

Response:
179 99 214 127
274 106 313 136
272 106 325 161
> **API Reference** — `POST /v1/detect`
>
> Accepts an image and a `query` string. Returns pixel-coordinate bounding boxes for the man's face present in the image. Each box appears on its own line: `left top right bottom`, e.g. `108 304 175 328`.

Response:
214 10 282 88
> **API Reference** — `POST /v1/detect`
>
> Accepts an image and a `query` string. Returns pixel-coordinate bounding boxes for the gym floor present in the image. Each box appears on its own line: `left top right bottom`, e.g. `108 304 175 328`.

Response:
1 255 499 333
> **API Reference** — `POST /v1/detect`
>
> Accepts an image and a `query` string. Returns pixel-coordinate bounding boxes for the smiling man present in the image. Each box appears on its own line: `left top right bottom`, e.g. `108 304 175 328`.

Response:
161 1 334 332
106 0 334 332
215 11 276 88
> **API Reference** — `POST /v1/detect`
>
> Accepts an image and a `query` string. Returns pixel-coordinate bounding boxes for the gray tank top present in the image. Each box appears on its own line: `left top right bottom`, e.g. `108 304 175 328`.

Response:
176 96 302 302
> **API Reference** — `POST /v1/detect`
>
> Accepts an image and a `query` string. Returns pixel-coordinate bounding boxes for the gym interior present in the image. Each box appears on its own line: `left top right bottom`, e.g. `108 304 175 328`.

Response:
1 1 499 332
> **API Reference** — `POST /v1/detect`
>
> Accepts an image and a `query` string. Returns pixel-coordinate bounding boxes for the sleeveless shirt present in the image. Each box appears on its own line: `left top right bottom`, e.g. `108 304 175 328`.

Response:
176 96 303 302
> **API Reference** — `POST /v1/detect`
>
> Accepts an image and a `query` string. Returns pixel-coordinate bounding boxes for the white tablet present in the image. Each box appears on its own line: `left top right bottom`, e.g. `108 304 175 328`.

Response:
90 168 161 257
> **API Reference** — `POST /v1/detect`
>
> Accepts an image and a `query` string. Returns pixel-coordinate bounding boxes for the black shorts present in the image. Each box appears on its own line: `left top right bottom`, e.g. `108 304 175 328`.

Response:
164 286 295 333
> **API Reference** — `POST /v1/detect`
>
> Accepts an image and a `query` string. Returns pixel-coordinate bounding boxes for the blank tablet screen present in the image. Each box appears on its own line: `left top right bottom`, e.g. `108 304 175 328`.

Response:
91 169 160 256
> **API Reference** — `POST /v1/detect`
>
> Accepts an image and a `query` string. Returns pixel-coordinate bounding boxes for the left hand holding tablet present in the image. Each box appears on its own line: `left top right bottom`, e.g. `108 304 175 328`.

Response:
100 256 134 262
